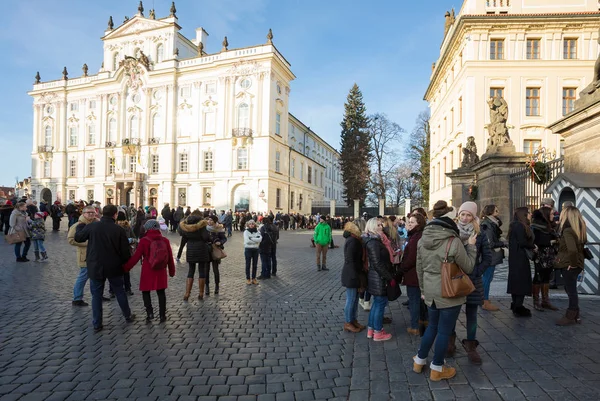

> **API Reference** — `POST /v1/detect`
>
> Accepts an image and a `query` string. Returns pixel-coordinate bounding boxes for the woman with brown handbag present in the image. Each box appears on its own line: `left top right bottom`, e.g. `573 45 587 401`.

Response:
9 201 32 262
412 201 477 381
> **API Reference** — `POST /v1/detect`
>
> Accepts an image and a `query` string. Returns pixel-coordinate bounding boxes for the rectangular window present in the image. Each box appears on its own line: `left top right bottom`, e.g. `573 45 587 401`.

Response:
300 162 304 180
69 160 76 177
563 38 577 59
443 157 447 187
179 86 191 98
128 156 136 173
291 159 295 177
458 97 463 124
560 139 565 157
490 39 504 60
490 87 504 99
237 148 248 170
449 151 454 172
87 159 95 176
205 83 216 94
526 87 540 116
70 103 78 112
179 153 188 173
275 113 281 136
321 172 324 188
88 100 96 109
203 111 215 135
203 151 213 171
87 190 94 201
108 157 115 175
307 166 312 184
437 162 441 191
151 154 159 174
526 39 541 60
523 139 541 155
450 108 454 130
275 151 281 172
68 190 76 201
562 87 577 116
69 127 77 147
276 188 281 209
88 124 96 145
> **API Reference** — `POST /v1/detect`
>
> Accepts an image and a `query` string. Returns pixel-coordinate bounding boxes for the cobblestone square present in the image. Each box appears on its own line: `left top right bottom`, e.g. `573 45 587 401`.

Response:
1 222 600 401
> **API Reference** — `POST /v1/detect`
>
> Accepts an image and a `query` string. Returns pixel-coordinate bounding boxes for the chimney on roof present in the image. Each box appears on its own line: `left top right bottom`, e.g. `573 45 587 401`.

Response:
194 27 209 48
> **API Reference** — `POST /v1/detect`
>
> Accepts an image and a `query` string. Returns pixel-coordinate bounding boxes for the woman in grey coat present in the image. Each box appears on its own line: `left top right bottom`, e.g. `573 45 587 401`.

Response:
9 201 32 262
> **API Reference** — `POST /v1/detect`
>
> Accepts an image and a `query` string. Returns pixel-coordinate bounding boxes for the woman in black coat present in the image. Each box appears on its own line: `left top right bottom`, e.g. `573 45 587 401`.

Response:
341 222 366 333
363 218 394 342
507 207 535 317
480 205 506 311
206 216 227 295
531 208 559 311
178 216 210 301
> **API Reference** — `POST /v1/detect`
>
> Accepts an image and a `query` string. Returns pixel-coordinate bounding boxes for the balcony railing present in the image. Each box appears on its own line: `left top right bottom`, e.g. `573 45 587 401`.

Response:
148 137 161 145
122 138 141 146
38 145 54 153
232 128 253 137
105 141 117 148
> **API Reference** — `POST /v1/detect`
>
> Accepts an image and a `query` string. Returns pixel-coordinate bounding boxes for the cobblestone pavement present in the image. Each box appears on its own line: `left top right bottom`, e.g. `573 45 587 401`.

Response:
1 221 600 401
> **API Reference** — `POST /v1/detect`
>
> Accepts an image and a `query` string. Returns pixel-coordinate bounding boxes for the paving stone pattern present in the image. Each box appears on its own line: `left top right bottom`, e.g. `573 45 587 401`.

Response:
1 221 600 400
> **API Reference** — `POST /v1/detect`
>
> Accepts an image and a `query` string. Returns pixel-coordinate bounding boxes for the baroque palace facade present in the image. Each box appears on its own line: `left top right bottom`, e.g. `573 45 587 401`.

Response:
28 3 344 213
425 0 600 207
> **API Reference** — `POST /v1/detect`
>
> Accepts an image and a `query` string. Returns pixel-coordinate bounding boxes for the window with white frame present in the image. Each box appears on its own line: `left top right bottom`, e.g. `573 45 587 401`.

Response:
129 115 138 138
87 159 95 176
205 82 216 94
523 139 541 155
321 172 324 188
275 151 281 173
237 148 248 170
237 103 249 128
151 154 159 174
291 159 295 177
88 124 96 145
156 44 164 63
70 102 78 112
44 126 52 146
308 166 312 184
290 191 295 210
275 112 281 136
276 188 281 209
129 156 136 173
69 127 77 147
108 118 117 141
300 162 304 180
179 153 188 173
89 100 96 109
108 157 115 174
179 86 191 98
203 111 215 135
43 161 50 177
112 52 120 70
69 160 76 177
203 150 213 171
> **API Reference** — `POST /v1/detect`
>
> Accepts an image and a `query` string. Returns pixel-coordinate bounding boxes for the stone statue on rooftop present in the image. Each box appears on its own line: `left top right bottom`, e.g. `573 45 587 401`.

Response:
138 1 144 16
82 63 88 77
222 36 229 51
62 67 68 80
107 16 114 30
267 29 273 44
149 9 155 19
35 72 41 84
170 1 177 17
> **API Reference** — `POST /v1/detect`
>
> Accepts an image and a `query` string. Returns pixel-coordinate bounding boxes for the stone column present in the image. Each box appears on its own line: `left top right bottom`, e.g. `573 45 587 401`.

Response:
378 198 385 217
404 198 411 217
472 151 528 223
330 199 335 217
446 167 476 208
353 199 359 218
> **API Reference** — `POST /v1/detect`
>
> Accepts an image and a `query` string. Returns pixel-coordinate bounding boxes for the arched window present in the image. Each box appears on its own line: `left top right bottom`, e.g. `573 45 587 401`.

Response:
112 52 120 70
237 103 249 128
152 113 162 138
108 118 117 141
129 116 138 139
44 126 52 146
156 44 164 63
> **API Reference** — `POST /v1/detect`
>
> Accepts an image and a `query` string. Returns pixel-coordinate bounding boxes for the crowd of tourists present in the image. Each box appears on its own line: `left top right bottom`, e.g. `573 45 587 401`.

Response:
341 198 589 382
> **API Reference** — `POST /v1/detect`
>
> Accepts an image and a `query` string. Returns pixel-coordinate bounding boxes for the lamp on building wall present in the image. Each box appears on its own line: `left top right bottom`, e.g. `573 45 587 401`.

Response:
259 189 266 202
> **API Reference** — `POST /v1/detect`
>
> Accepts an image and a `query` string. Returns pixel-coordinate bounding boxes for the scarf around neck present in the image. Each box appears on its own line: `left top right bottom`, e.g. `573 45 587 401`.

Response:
456 220 475 245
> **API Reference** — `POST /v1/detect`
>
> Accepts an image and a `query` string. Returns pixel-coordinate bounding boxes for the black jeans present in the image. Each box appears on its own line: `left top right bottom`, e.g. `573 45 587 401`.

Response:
562 268 582 310
52 217 61 231
142 289 166 317
512 294 525 308
187 262 207 279
177 237 188 259
206 260 220 287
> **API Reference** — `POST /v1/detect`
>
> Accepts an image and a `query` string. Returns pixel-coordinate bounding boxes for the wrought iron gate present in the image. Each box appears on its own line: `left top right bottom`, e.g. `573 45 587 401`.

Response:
509 157 564 216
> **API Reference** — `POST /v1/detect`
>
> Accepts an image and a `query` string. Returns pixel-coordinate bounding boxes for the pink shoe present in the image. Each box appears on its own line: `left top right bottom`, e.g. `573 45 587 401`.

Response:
367 328 374 339
373 329 392 342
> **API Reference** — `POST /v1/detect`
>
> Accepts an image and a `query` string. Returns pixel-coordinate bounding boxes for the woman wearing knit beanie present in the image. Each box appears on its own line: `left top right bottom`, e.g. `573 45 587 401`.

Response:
413 200 477 381
447 202 492 365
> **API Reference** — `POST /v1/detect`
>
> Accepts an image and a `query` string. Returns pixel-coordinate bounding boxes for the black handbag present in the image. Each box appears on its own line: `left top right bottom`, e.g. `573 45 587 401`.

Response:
387 280 402 301
524 247 535 261
584 247 593 261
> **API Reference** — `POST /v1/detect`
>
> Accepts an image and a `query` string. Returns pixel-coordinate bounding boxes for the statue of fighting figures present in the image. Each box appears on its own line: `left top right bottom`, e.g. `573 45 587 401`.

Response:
461 136 480 168
486 96 513 152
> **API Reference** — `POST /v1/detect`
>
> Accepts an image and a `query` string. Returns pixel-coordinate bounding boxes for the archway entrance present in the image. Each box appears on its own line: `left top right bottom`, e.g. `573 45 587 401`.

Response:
40 188 52 204
233 185 250 212
558 187 576 212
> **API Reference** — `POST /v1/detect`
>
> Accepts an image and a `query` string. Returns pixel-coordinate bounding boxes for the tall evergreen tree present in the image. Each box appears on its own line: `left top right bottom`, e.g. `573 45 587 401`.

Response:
339 84 371 206
407 110 431 207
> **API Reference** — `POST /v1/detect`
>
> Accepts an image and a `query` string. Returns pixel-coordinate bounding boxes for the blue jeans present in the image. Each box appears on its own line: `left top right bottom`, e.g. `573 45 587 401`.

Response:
271 246 277 275
245 248 259 279
14 238 31 258
406 286 421 330
367 295 388 331
226 224 232 236
32 239 46 253
90 276 132 328
465 303 478 340
260 252 271 278
73 267 89 301
482 265 495 300
344 288 359 323
418 303 462 366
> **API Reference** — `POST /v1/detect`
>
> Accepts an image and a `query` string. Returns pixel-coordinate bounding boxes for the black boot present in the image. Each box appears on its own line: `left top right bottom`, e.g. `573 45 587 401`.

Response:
34 251 40 262
205 283 210 296
146 308 154 322
214 283 219 295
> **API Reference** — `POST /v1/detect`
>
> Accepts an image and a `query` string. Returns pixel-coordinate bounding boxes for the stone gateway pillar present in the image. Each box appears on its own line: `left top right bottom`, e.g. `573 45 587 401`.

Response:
353 199 360 218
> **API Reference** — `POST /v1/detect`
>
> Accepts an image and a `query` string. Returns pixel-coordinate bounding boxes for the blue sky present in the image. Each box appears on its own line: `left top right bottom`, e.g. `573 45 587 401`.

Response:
0 0 457 187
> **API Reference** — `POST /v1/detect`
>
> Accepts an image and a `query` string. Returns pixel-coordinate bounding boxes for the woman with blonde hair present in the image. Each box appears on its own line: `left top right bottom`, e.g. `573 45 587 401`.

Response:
555 206 587 325
363 217 395 341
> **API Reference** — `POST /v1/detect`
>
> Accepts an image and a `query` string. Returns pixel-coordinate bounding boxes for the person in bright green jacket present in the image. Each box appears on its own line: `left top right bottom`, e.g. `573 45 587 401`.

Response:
314 215 332 271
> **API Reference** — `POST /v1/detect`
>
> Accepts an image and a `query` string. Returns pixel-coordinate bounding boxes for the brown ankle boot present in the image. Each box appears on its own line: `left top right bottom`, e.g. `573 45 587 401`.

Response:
343 322 361 333
198 279 205 300
532 284 544 311
351 320 365 331
541 284 559 311
462 339 482 365
446 334 457 357
430 365 456 381
556 309 580 326
183 278 194 301
482 300 500 311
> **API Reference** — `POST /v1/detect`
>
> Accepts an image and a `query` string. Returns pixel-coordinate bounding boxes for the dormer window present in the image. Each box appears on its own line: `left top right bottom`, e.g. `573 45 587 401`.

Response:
156 44 164 63
112 52 120 71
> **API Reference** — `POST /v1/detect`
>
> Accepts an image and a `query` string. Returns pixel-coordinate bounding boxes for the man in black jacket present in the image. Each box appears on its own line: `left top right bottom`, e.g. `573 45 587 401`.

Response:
75 204 136 332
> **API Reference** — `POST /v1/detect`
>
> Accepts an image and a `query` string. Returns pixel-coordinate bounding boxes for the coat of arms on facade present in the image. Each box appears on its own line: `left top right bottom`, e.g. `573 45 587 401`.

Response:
119 54 149 91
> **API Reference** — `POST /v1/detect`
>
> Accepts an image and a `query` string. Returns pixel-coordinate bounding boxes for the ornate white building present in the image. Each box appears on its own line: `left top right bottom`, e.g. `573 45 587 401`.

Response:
28 3 344 213
425 0 600 207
